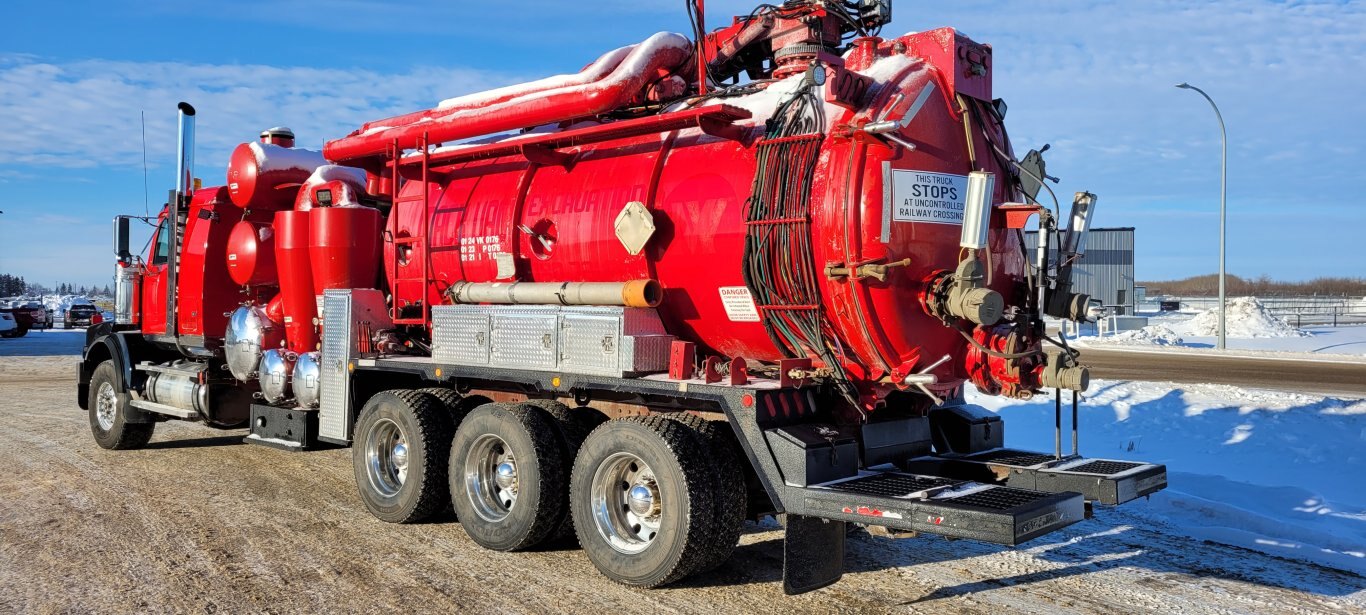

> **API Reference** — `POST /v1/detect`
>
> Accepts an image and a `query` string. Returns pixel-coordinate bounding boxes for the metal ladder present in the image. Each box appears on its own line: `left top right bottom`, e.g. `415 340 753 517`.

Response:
387 134 433 327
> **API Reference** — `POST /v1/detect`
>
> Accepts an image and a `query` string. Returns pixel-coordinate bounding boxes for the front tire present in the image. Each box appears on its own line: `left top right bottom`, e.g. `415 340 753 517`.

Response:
571 416 716 588
450 402 569 551
88 360 154 450
352 390 454 523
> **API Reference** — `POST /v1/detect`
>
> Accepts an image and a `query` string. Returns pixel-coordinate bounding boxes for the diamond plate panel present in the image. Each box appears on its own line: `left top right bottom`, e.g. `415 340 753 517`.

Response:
560 313 620 375
432 306 490 364
620 334 673 373
490 311 558 369
318 291 353 441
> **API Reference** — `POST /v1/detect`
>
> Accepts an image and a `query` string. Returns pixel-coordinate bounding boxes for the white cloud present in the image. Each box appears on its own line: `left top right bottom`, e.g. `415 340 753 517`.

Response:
0 55 525 172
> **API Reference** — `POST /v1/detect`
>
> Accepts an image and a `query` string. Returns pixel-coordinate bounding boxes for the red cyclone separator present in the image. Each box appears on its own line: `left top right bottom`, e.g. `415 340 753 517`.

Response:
308 206 382 296
273 209 319 354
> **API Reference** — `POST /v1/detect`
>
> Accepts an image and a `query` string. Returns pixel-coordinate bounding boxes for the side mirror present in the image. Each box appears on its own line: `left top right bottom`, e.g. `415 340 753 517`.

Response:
114 216 132 262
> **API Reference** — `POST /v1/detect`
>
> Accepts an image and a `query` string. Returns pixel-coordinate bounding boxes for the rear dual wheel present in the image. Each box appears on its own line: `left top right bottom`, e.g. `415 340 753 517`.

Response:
449 402 571 551
571 416 719 588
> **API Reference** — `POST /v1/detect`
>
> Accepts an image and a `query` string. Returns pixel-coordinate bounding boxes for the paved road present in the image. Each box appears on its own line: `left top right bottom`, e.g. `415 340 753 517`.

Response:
2 354 1363 613
1068 346 1366 398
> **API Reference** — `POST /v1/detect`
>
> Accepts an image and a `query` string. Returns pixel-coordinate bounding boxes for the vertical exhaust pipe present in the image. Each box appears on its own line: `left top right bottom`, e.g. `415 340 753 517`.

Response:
165 102 196 336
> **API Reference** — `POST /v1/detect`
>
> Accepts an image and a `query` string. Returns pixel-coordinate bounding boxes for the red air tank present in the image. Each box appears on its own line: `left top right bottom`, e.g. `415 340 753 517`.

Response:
225 220 277 287
226 130 327 210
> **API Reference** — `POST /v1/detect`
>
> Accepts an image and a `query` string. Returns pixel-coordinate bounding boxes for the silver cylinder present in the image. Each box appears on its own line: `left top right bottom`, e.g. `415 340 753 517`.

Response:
147 372 208 413
225 305 278 381
447 280 661 308
114 263 141 325
259 349 294 404
293 352 322 409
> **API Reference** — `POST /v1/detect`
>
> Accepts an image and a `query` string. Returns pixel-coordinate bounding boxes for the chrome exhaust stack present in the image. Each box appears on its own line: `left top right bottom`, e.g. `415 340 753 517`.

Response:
165 102 196 336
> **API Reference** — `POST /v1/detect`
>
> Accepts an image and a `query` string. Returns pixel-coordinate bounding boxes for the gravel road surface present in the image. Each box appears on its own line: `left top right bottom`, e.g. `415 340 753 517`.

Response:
1 349 1362 613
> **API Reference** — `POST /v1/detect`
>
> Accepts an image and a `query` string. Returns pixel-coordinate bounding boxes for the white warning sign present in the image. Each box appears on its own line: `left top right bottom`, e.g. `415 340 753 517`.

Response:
890 170 968 225
718 286 761 322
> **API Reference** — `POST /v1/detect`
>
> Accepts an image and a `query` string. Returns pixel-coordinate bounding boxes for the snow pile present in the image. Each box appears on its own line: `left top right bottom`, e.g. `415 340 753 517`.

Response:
249 142 326 174
1180 297 1309 338
969 381 1366 575
1095 325 1185 346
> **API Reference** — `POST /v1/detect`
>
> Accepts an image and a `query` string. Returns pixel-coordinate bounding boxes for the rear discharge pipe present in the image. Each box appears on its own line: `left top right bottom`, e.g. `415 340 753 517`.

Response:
446 280 662 308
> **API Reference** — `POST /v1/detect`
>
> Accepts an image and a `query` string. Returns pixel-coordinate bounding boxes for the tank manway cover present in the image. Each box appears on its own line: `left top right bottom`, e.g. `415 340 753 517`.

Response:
613 201 656 256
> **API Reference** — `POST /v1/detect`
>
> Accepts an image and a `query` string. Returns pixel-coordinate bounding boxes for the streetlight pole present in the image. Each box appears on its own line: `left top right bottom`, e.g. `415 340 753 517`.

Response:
1176 82 1227 350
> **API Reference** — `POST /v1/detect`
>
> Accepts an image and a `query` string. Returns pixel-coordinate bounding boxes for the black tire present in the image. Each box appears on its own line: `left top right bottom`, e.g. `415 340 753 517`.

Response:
87 360 155 450
352 390 454 524
571 416 716 588
666 413 748 572
12 327 26 338
521 399 612 540
449 402 567 551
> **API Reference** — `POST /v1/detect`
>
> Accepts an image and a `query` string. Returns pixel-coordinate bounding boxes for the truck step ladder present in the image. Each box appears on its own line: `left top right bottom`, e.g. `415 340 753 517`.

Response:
796 470 1085 546
902 449 1168 506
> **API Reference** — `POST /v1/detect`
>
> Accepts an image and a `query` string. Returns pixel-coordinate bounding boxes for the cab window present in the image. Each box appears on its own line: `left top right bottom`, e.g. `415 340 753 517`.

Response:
152 218 170 265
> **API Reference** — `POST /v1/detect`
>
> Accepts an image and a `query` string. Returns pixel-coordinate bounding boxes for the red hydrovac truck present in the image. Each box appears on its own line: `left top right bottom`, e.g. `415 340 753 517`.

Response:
80 1 1165 594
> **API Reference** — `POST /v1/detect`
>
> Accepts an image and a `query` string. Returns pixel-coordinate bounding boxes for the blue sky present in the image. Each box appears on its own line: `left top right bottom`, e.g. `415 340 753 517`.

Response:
2 0 1363 287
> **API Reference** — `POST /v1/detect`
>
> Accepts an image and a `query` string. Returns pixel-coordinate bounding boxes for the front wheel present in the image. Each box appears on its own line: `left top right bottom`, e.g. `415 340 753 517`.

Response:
571 416 717 588
88 360 154 450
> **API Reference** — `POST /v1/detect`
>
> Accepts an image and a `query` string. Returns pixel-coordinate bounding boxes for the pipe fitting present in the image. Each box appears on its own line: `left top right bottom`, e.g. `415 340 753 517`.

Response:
1039 354 1090 392
947 286 1005 327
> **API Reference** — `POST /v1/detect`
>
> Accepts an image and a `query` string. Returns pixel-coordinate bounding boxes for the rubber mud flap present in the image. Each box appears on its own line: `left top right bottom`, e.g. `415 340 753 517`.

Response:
782 514 845 595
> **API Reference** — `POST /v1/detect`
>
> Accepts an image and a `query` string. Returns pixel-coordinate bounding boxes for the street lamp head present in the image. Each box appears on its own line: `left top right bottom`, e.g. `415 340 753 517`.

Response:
1175 82 1191 89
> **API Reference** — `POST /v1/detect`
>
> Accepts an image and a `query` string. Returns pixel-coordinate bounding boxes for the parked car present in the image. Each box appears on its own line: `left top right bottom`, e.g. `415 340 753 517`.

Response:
6 301 50 332
0 310 17 338
65 304 100 328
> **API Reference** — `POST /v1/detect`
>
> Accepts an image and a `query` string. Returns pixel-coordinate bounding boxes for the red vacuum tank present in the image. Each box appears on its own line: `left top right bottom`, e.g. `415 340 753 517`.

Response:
361 33 1022 392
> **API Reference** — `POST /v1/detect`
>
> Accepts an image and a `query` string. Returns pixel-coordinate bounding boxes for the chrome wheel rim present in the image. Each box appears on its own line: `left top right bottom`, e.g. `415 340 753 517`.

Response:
365 418 409 498
95 381 117 431
591 452 662 555
465 434 518 522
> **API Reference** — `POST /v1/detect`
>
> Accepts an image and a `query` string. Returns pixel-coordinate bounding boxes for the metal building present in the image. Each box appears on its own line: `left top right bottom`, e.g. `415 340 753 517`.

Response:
1024 227 1136 315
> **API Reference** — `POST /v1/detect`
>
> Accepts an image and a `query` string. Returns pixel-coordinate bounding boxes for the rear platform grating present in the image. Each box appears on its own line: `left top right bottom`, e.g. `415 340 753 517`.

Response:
827 474 961 497
1066 460 1145 475
796 470 1085 546
949 487 1055 511
964 449 1057 467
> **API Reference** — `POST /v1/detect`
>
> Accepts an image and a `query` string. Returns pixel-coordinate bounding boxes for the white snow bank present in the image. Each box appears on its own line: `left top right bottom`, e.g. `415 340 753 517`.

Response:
1179 297 1309 338
968 380 1366 575
1091 325 1184 346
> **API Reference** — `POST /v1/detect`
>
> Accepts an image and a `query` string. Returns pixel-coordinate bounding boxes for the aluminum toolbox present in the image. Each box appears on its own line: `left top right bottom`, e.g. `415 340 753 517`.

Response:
431 305 673 377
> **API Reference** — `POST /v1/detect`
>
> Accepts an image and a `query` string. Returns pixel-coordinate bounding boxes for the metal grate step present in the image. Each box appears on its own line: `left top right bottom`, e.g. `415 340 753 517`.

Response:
950 486 1055 511
963 449 1058 467
799 471 1085 546
902 450 1168 506
1065 460 1146 475
827 474 962 497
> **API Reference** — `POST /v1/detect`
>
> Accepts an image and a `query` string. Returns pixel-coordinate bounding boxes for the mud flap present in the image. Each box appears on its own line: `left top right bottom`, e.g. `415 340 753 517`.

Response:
783 514 845 595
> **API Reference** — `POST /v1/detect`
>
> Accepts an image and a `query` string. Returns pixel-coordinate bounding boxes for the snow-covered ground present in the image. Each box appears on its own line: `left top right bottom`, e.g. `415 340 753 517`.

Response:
1012 299 1366 575
1076 297 1366 356
970 382 1366 577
